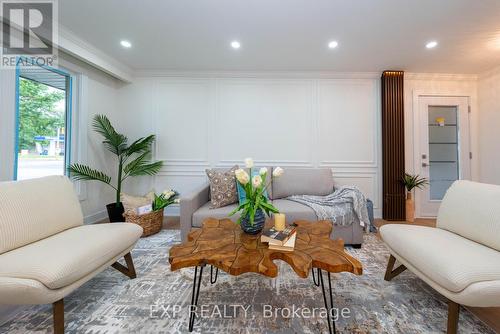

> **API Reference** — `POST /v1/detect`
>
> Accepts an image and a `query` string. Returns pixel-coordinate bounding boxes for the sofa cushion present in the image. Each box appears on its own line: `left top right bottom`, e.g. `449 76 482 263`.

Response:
437 180 500 251
380 224 500 293
206 166 239 208
272 199 318 223
120 191 155 212
271 168 334 199
0 223 142 289
0 176 83 255
192 202 240 227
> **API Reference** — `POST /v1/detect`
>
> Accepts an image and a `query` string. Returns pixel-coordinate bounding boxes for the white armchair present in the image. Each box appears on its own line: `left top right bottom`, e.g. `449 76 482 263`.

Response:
380 180 500 334
0 176 143 333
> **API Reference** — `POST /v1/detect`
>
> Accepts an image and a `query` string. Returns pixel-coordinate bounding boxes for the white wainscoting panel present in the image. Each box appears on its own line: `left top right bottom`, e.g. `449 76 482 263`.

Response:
154 79 212 166
318 79 378 167
125 75 382 217
215 79 314 165
332 172 379 208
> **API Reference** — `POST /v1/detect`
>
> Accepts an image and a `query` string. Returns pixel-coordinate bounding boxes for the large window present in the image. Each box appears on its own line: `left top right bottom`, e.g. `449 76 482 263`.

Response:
15 62 72 180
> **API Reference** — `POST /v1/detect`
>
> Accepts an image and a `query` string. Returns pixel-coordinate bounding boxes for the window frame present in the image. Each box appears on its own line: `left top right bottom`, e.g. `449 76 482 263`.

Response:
13 57 73 181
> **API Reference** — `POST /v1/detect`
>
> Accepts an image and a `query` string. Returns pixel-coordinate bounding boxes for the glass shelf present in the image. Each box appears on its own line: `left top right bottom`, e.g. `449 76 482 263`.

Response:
430 161 457 163
429 142 458 145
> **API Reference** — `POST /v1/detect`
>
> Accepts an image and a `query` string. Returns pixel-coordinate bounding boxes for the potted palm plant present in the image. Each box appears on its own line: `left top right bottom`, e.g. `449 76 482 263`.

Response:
229 158 283 234
402 173 428 223
69 115 163 222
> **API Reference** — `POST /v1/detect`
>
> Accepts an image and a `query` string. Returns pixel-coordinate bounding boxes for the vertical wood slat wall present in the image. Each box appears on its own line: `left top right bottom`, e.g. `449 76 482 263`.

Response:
381 71 406 220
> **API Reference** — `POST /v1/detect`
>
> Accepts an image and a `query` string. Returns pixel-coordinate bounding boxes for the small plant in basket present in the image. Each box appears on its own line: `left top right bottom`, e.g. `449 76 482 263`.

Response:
124 189 179 237
152 189 180 211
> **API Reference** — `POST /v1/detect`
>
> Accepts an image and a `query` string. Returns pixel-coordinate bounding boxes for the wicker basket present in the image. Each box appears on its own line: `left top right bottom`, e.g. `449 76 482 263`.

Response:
123 208 164 237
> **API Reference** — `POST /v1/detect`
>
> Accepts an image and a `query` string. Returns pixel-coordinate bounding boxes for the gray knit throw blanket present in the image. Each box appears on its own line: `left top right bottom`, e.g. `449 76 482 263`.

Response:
287 186 370 230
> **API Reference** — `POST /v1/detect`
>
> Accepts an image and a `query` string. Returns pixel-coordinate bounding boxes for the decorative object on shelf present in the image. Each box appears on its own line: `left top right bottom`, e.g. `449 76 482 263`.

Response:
435 117 445 126
68 115 163 222
274 213 286 231
229 158 283 234
123 189 179 237
401 173 429 223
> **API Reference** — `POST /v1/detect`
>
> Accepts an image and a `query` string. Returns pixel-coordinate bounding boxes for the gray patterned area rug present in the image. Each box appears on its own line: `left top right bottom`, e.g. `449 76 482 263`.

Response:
0 230 494 334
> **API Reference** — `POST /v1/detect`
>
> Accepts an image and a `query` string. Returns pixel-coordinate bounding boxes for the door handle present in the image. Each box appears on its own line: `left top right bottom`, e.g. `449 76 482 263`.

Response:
422 162 428 167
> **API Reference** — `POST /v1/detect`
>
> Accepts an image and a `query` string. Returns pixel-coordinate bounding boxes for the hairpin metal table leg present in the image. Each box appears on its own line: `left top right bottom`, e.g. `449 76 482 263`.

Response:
210 265 218 284
318 268 336 334
312 267 320 287
188 265 204 332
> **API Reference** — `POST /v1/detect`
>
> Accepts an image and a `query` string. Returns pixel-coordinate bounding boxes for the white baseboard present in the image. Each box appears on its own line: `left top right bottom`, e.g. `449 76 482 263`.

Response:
84 210 107 224
83 205 180 224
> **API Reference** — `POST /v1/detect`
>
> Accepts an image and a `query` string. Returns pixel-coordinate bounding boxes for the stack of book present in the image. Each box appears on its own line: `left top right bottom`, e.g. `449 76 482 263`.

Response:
261 226 297 251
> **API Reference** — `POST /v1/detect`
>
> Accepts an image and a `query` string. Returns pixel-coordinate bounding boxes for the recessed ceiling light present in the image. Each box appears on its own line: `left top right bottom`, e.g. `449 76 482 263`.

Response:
328 40 338 49
231 41 241 49
120 40 132 48
426 41 438 49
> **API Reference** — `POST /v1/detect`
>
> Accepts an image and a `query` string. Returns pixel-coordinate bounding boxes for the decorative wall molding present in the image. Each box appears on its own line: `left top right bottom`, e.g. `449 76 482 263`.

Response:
317 79 379 168
135 70 479 81
405 72 477 81
332 171 379 209
135 75 382 215
153 79 212 163
134 70 382 79
216 160 314 168
58 26 133 82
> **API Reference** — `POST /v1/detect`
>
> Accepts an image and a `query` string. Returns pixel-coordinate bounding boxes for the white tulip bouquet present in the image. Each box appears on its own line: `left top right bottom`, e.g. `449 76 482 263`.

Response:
152 189 180 212
229 158 284 226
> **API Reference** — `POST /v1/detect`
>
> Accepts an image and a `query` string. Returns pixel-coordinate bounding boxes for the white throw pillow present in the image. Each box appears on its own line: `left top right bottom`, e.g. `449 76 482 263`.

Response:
121 191 155 212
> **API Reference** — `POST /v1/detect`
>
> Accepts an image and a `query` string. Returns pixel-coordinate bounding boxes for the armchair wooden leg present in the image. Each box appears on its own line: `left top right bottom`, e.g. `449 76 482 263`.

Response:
384 254 407 281
447 301 460 334
111 252 137 279
53 299 64 334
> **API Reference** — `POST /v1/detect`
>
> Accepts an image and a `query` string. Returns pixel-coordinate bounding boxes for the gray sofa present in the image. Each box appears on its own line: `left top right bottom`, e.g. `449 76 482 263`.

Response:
180 167 364 246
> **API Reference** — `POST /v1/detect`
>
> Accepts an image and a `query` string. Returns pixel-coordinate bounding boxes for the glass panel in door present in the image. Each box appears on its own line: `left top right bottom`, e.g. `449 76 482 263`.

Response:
428 106 459 200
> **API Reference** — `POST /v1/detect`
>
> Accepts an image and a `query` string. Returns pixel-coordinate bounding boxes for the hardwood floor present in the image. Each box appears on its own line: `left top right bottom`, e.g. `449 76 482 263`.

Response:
375 218 500 334
163 216 181 230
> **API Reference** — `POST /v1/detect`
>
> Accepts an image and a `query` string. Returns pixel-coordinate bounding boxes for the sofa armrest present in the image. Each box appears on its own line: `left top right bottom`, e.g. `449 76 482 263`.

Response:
180 183 210 242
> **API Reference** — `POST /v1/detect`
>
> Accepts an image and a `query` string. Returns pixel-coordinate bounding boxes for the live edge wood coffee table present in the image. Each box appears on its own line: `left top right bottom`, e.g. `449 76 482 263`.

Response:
169 218 363 334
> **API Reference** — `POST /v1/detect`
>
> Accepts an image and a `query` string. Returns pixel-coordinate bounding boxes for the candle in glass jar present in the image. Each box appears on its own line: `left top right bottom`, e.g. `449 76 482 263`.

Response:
274 213 286 231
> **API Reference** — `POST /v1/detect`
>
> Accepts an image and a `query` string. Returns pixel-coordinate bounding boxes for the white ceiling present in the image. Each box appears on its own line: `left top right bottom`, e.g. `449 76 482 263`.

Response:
59 0 500 74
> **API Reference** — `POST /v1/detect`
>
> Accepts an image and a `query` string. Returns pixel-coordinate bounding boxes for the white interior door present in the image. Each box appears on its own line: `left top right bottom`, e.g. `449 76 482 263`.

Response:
417 96 471 217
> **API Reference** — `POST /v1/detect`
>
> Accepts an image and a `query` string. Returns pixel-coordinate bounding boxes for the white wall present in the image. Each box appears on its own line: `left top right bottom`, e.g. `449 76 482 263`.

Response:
1 68 483 222
116 72 484 219
117 73 383 216
478 67 500 184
